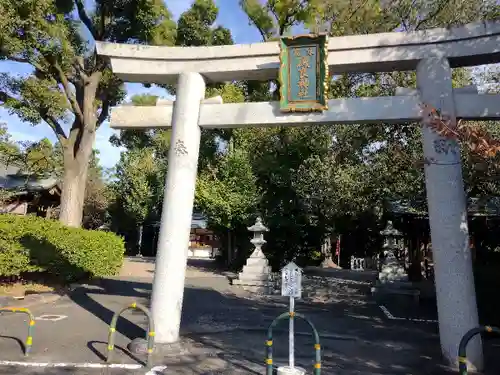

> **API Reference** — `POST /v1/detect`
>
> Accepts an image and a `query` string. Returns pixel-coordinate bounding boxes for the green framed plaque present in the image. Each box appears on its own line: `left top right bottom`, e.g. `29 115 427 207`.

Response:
279 34 329 112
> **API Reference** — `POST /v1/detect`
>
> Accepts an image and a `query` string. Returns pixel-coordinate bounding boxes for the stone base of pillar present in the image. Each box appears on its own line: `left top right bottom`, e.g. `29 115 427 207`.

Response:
277 366 306 375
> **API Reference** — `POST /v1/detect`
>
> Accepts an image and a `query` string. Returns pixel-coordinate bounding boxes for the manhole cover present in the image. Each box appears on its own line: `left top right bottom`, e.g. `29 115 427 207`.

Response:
35 314 67 321
127 337 151 354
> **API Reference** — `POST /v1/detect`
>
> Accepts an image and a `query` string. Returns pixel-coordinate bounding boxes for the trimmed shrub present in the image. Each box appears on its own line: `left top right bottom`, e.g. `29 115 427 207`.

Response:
0 214 125 281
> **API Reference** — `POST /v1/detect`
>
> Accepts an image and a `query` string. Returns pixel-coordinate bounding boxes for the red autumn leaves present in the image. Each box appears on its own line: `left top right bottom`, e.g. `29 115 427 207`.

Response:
422 104 500 159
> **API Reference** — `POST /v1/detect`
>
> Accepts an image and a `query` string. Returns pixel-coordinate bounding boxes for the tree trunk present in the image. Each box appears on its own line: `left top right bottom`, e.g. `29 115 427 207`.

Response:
58 73 100 227
59 155 92 227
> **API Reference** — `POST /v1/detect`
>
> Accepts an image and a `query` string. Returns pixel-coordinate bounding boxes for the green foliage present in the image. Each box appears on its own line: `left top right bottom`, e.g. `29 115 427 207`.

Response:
0 122 21 165
163 0 232 96
0 0 177 226
196 148 260 229
176 0 229 46
113 148 158 224
112 0 500 269
0 214 125 280
17 138 63 177
0 125 109 229
83 150 112 229
109 94 168 236
232 0 500 267
240 0 313 38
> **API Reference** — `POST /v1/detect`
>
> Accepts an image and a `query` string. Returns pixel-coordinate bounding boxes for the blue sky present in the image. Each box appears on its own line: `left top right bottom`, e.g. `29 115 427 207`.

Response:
0 0 263 169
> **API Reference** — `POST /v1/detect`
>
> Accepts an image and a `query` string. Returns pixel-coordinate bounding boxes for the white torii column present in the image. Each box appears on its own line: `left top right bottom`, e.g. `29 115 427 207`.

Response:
150 72 205 343
417 58 482 370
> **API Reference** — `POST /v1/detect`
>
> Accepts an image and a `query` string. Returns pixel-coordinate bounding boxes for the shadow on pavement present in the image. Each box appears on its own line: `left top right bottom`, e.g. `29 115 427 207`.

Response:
44 254 499 374
86 340 146 366
63 273 465 374
0 335 24 355
69 278 151 343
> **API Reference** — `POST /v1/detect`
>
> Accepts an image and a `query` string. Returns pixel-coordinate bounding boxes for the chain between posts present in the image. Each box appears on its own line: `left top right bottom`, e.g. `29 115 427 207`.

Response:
0 307 35 356
266 311 321 375
107 302 155 367
458 325 500 375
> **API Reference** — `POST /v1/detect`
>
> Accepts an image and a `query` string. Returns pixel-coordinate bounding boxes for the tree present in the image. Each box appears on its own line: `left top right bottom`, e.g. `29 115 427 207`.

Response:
0 130 109 224
0 122 21 164
234 0 500 267
109 1 251 257
176 0 233 47
19 138 63 177
108 93 167 248
113 148 158 230
196 147 259 230
0 0 176 227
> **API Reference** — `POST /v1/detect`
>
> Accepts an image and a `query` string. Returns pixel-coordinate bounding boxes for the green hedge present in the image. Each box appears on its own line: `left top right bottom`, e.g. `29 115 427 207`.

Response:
0 214 125 281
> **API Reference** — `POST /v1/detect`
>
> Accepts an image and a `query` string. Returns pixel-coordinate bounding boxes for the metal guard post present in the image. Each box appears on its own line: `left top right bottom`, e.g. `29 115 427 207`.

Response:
107 302 155 367
0 307 35 356
458 325 500 374
266 311 321 375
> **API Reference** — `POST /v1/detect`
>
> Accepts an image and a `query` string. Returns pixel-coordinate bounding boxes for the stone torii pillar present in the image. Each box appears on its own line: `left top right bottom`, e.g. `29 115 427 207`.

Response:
418 58 482 370
149 72 205 344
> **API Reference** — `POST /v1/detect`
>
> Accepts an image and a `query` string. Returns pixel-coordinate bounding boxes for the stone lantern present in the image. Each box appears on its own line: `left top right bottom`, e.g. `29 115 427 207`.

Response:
380 220 402 255
233 217 272 292
378 221 408 284
248 217 268 258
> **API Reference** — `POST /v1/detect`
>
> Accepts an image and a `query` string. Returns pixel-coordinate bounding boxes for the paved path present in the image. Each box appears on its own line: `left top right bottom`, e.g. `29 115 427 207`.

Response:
0 259 492 374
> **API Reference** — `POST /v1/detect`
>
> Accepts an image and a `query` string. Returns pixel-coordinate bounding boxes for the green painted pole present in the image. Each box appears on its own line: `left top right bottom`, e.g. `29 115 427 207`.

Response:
458 325 500 374
266 311 321 374
106 302 155 367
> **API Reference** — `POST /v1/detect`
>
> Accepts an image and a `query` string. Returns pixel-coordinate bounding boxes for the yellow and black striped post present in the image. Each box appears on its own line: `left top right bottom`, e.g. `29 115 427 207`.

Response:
0 307 35 356
458 325 500 374
266 311 321 375
106 302 155 367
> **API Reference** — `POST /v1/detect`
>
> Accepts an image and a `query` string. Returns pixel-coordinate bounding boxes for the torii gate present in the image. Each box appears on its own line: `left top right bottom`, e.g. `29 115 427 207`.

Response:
97 21 500 369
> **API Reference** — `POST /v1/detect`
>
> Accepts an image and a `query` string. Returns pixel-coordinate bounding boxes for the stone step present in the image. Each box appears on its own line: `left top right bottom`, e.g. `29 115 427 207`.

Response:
245 257 269 266
232 279 271 287
242 264 271 274
237 273 271 282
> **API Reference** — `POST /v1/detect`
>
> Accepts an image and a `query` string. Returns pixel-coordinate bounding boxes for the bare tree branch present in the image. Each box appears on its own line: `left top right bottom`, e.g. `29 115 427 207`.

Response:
0 49 47 73
5 55 29 64
74 0 97 40
97 99 110 126
72 56 87 81
1 90 68 143
99 2 107 40
41 111 68 141
255 25 269 40
345 0 370 23
51 60 85 124
0 91 8 103
415 0 448 30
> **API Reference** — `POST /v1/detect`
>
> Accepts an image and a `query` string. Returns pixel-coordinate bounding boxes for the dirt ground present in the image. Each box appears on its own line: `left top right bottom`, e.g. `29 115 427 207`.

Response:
119 256 225 279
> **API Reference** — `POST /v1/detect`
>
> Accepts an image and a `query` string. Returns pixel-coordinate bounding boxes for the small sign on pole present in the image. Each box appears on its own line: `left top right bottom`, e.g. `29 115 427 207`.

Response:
281 262 303 372
281 261 302 299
